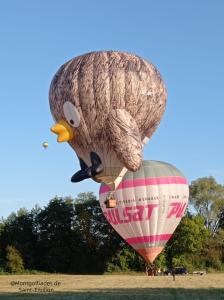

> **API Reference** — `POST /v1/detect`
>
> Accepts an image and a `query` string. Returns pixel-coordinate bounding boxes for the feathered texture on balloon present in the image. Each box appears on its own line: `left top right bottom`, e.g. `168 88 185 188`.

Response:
49 51 167 187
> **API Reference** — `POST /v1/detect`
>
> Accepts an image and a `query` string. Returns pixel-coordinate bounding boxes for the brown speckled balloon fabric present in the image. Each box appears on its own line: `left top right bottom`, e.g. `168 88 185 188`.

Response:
49 51 167 186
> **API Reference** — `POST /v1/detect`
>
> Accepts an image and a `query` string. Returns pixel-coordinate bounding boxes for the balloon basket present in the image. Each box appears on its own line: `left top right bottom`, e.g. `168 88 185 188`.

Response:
105 198 117 208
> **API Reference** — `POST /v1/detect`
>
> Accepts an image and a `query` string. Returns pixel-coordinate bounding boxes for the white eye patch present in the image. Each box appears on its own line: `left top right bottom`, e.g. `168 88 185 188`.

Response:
63 101 81 127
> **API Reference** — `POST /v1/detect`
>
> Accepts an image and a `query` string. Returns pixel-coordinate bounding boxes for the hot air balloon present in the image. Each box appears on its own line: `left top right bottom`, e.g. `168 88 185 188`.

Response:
49 51 167 189
99 160 189 264
42 141 48 149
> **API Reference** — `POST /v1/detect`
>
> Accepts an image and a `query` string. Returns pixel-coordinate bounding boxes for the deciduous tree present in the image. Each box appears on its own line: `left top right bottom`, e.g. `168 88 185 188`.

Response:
190 177 224 233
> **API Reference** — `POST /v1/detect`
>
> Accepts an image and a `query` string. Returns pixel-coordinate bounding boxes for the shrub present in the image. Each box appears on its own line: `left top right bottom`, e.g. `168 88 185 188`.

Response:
5 245 24 273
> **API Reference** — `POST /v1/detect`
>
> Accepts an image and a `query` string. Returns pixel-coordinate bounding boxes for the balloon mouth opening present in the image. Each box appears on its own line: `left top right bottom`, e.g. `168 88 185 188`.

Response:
137 247 164 264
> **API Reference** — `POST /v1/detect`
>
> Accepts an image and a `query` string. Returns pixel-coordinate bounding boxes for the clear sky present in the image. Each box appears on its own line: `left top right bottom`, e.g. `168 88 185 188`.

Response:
0 0 224 218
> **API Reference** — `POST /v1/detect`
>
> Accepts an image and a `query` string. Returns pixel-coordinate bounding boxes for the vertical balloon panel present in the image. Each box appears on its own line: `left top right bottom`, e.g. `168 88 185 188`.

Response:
99 160 189 263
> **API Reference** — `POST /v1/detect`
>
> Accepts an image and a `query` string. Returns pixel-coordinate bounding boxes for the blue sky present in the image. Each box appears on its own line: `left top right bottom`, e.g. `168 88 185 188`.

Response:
0 0 224 218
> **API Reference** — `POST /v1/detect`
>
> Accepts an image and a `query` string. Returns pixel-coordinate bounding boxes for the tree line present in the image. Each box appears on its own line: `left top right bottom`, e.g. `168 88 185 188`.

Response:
0 176 223 274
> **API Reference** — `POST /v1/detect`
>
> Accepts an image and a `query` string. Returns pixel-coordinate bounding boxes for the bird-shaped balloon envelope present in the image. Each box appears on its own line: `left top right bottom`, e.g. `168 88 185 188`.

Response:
49 51 167 189
99 160 189 264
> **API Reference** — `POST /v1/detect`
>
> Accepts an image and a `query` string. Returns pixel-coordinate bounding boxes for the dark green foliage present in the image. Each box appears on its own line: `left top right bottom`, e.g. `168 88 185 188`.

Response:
69 192 123 273
0 208 38 270
165 215 210 271
219 210 224 229
106 246 145 272
202 229 224 270
34 197 76 273
0 193 124 274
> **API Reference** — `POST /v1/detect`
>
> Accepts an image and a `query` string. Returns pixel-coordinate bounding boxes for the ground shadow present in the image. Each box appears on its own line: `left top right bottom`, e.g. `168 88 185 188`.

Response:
0 288 223 300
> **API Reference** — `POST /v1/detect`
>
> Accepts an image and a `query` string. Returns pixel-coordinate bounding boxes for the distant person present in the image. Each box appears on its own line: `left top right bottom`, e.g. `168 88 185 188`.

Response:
171 268 175 281
153 265 157 276
145 264 152 276
145 264 155 276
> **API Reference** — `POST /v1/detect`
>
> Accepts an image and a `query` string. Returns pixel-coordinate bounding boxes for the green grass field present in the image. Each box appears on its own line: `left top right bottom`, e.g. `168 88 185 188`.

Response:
0 273 223 299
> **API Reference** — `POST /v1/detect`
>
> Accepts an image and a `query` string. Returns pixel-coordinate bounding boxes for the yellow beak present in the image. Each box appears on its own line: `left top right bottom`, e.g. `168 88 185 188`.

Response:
51 121 74 142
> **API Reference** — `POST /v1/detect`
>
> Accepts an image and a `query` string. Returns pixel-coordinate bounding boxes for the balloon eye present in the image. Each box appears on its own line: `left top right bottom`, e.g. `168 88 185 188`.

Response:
63 101 80 127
